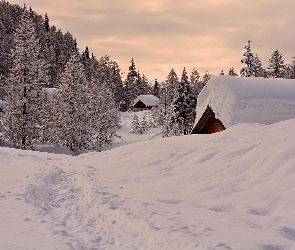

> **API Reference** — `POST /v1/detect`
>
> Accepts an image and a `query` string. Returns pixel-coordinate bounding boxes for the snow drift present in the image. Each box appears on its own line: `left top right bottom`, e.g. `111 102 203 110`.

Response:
1 118 295 249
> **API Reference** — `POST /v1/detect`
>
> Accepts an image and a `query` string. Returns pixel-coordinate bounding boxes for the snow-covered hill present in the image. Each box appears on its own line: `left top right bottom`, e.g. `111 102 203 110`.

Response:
1 117 295 249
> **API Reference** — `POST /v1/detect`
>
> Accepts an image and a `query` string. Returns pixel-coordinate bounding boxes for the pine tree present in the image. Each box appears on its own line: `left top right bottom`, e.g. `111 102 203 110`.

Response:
153 79 160 98
81 46 90 67
285 59 295 79
92 55 124 106
190 68 200 85
3 10 49 149
89 78 120 149
130 113 140 133
124 58 138 110
190 68 203 100
228 67 238 76
139 74 151 95
240 40 255 77
202 70 212 84
44 13 49 32
164 68 179 105
140 113 149 133
253 54 266 77
51 47 91 152
170 67 194 135
267 49 285 78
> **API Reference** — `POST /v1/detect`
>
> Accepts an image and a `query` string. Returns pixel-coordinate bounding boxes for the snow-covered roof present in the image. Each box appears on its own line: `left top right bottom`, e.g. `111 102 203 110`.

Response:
195 75 295 128
133 95 159 107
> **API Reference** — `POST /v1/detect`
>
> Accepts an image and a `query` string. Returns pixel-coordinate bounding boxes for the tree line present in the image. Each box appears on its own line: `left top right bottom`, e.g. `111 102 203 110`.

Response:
1 1 295 150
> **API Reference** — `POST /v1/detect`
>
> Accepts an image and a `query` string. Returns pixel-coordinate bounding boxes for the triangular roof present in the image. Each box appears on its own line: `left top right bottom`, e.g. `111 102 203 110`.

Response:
133 95 159 107
193 75 295 130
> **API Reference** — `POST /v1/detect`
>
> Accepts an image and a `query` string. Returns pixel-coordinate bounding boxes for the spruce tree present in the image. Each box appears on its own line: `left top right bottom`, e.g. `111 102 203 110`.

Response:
3 10 49 149
228 67 238 76
44 13 49 32
51 47 91 151
130 114 140 133
124 58 138 110
164 68 179 105
253 54 266 77
240 40 255 77
153 79 160 98
267 49 285 78
190 68 203 100
285 59 295 79
202 70 212 84
140 113 149 133
170 67 194 135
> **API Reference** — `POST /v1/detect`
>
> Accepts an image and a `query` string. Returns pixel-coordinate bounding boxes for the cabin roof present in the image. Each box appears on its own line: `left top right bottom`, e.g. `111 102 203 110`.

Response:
133 95 159 107
194 75 295 129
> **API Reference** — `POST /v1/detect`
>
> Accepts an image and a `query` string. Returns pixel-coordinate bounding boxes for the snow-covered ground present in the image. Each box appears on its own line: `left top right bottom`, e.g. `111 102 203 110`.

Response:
1 112 295 249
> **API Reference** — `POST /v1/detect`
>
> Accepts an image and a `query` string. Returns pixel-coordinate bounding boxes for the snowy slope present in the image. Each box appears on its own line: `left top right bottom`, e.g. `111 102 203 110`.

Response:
1 118 295 249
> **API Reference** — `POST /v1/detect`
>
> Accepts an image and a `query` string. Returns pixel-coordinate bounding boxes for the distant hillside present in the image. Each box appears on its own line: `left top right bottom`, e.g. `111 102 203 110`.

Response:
0 0 78 93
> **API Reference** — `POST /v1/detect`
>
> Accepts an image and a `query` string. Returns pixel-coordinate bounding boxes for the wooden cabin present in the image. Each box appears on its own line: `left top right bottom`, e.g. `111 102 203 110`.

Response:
191 106 225 134
191 75 295 134
133 95 159 112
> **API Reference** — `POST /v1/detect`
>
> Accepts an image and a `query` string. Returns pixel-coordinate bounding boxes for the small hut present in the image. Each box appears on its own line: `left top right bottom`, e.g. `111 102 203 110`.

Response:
191 75 295 134
133 95 159 112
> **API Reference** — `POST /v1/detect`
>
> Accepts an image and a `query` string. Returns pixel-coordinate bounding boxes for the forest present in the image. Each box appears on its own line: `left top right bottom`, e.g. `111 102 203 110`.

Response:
0 1 295 151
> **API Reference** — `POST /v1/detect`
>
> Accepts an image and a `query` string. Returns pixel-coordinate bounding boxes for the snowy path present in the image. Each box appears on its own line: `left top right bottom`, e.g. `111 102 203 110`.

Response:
2 119 295 249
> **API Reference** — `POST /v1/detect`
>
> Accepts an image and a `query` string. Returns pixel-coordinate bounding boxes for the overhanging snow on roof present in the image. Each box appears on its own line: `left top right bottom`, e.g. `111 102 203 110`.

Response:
194 75 295 130
133 95 159 107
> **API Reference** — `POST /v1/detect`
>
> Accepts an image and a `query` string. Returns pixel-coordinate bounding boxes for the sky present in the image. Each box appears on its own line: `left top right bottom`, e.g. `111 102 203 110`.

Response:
10 0 295 82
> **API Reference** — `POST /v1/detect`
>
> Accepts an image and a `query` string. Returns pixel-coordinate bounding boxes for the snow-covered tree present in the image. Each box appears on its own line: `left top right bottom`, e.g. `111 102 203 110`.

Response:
228 67 238 76
51 47 92 152
140 113 149 133
253 54 266 77
240 40 255 77
284 59 295 79
124 58 139 110
3 9 49 149
267 49 285 78
90 79 120 150
130 113 140 133
190 68 203 103
170 68 194 135
190 68 200 85
153 79 160 98
94 55 124 106
44 13 49 32
164 68 179 105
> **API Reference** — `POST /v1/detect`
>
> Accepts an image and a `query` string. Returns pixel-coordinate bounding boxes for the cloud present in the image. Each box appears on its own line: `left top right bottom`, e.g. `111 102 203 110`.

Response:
9 0 295 80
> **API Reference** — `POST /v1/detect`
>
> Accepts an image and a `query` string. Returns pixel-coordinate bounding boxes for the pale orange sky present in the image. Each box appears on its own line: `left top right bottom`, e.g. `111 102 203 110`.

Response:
11 0 295 82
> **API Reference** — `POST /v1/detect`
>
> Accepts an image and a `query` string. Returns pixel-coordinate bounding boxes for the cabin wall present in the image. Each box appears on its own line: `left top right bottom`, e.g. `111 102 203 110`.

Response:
198 112 225 134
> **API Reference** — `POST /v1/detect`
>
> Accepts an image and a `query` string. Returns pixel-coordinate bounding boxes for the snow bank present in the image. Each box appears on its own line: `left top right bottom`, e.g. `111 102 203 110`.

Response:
133 95 159 106
196 75 295 128
2 118 295 249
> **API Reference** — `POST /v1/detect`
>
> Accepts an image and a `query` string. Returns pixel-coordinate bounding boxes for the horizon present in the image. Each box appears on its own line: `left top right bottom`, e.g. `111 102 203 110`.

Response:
10 0 295 82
